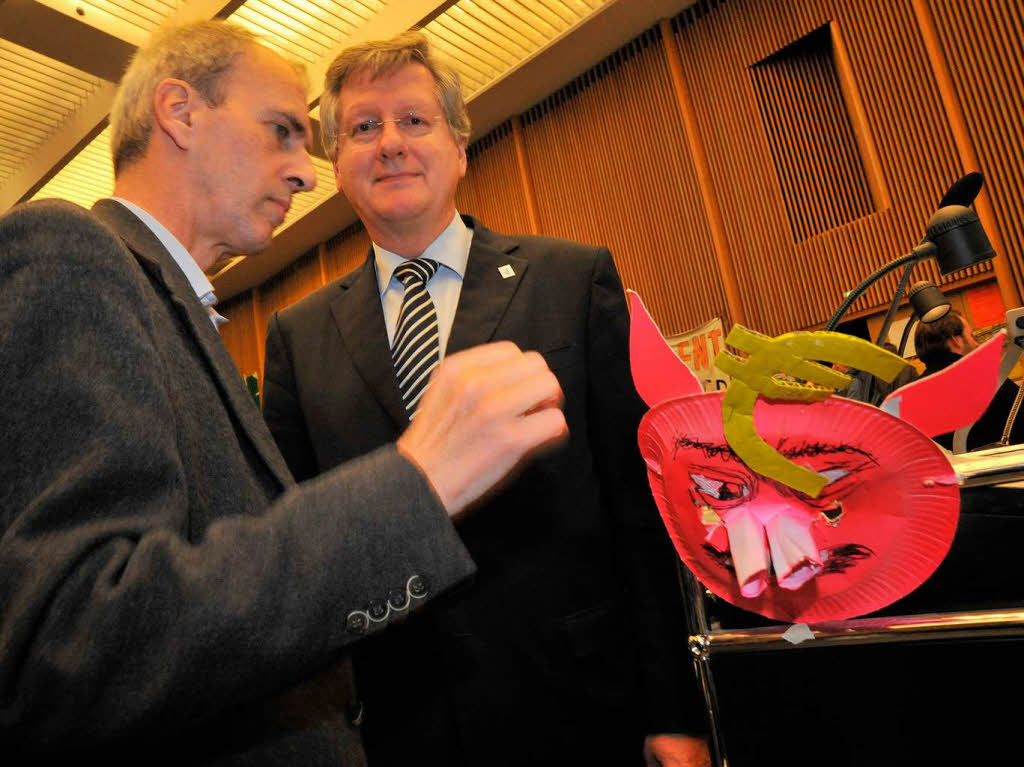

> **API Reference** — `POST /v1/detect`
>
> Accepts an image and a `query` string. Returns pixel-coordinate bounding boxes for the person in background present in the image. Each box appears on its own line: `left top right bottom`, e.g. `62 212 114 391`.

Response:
873 341 919 401
914 310 1023 449
262 30 709 767
0 20 566 766
836 341 917 405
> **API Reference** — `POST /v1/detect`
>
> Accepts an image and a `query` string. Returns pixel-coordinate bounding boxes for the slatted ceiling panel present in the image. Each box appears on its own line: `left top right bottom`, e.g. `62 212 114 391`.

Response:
229 0 388 64
218 291 263 379
74 0 183 34
13 0 178 206
455 0 548 49
931 0 1024 296
0 41 105 188
30 126 114 206
456 121 531 235
425 17 508 92
280 155 337 226
522 27 727 336
322 219 371 281
1 99 60 134
423 0 614 100
441 4 533 60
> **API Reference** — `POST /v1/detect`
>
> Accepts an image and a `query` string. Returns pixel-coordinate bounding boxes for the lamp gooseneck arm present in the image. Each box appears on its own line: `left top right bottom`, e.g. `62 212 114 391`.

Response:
824 242 936 332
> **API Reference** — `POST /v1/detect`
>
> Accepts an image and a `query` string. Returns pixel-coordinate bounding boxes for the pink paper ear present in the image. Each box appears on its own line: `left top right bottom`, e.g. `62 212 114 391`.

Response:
627 290 703 408
880 329 1005 437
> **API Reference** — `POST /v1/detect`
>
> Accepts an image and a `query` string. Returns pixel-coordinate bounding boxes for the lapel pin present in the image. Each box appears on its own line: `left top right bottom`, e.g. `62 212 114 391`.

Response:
498 264 515 279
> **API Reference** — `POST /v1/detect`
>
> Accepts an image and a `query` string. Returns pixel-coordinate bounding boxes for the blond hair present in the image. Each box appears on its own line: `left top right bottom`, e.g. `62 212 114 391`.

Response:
320 31 470 161
110 21 261 176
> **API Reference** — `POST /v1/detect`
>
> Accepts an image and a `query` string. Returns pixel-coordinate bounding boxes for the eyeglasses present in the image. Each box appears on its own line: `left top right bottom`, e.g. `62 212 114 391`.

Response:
344 111 443 144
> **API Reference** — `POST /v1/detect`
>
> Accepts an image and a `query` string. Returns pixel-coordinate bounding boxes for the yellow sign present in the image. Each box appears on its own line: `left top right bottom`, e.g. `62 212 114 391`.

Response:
668 317 729 392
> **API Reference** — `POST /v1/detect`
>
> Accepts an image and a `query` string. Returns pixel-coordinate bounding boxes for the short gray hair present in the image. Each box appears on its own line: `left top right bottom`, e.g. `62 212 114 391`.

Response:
110 21 259 176
320 31 471 162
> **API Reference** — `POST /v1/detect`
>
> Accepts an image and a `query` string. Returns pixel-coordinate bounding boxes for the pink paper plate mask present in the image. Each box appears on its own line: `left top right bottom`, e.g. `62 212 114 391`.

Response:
639 394 959 622
627 291 961 622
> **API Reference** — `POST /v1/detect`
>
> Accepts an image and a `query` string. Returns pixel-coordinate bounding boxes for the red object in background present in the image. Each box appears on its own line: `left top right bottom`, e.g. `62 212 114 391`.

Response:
966 281 1007 328
880 330 1005 437
639 393 959 623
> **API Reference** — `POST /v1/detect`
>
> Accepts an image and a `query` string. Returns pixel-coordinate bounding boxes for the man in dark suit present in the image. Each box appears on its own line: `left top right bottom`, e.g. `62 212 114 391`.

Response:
0 21 567 765
262 32 709 767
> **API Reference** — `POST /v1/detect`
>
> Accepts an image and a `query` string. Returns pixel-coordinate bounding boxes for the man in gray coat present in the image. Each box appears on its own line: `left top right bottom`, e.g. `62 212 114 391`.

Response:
0 21 566 765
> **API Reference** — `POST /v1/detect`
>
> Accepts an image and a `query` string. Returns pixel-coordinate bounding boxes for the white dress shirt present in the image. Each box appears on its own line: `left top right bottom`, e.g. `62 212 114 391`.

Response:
108 197 228 330
374 212 473 358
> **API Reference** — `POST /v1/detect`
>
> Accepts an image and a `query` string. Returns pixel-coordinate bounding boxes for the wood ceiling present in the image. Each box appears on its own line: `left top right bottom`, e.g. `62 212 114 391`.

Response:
0 0 695 299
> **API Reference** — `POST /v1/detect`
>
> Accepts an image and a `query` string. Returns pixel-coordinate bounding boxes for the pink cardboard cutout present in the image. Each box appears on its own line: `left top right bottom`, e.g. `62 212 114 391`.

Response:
639 393 959 622
627 290 702 407
881 330 1005 437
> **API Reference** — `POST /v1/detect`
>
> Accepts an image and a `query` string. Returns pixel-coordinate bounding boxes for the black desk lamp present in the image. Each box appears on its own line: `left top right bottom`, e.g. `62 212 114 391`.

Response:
824 173 995 338
896 280 952 356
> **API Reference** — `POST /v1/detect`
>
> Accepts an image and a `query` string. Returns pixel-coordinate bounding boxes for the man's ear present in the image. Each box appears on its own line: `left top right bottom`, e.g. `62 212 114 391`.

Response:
152 78 202 151
456 136 468 178
333 158 343 192
947 334 968 356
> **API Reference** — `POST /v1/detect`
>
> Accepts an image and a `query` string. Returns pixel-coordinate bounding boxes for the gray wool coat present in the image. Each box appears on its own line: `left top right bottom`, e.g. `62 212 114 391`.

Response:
0 198 476 765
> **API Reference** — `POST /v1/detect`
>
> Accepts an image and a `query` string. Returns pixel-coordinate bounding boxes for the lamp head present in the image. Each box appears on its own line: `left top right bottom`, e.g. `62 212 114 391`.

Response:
926 205 995 275
907 281 951 323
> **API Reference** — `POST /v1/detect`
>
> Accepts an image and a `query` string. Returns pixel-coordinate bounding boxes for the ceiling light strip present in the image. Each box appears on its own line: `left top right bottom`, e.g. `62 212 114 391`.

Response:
79 0 175 30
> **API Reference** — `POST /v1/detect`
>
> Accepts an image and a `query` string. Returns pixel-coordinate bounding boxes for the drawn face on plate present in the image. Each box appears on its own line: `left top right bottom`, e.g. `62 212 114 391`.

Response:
638 393 958 622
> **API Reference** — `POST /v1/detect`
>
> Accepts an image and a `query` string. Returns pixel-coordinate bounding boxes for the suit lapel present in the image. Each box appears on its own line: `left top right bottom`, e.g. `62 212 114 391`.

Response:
329 252 410 430
446 218 528 355
325 218 527 431
91 199 294 489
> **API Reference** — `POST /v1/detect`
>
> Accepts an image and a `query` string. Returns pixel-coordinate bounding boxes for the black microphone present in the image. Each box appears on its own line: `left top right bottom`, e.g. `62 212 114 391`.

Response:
924 204 995 275
938 171 985 207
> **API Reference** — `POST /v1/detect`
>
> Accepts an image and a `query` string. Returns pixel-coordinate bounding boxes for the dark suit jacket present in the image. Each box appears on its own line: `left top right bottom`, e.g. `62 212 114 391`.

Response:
0 199 476 765
263 216 705 767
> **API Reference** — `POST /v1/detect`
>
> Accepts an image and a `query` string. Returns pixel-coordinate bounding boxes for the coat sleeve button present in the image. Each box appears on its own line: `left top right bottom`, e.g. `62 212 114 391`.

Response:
346 611 369 635
367 599 389 622
407 574 429 599
388 588 410 611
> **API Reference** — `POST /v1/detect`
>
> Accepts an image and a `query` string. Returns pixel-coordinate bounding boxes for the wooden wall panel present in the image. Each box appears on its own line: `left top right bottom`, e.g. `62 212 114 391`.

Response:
521 27 728 336
673 0 994 335
323 221 371 283
749 25 877 242
255 247 323 349
218 291 261 380
930 0 1024 293
456 121 532 235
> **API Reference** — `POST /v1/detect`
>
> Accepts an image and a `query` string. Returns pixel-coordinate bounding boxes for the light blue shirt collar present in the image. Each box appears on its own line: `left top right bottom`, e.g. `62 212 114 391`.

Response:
108 198 227 329
373 212 472 295
108 197 218 307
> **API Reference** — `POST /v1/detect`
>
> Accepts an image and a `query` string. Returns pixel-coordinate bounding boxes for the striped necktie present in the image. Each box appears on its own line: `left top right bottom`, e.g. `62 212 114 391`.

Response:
391 258 440 416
